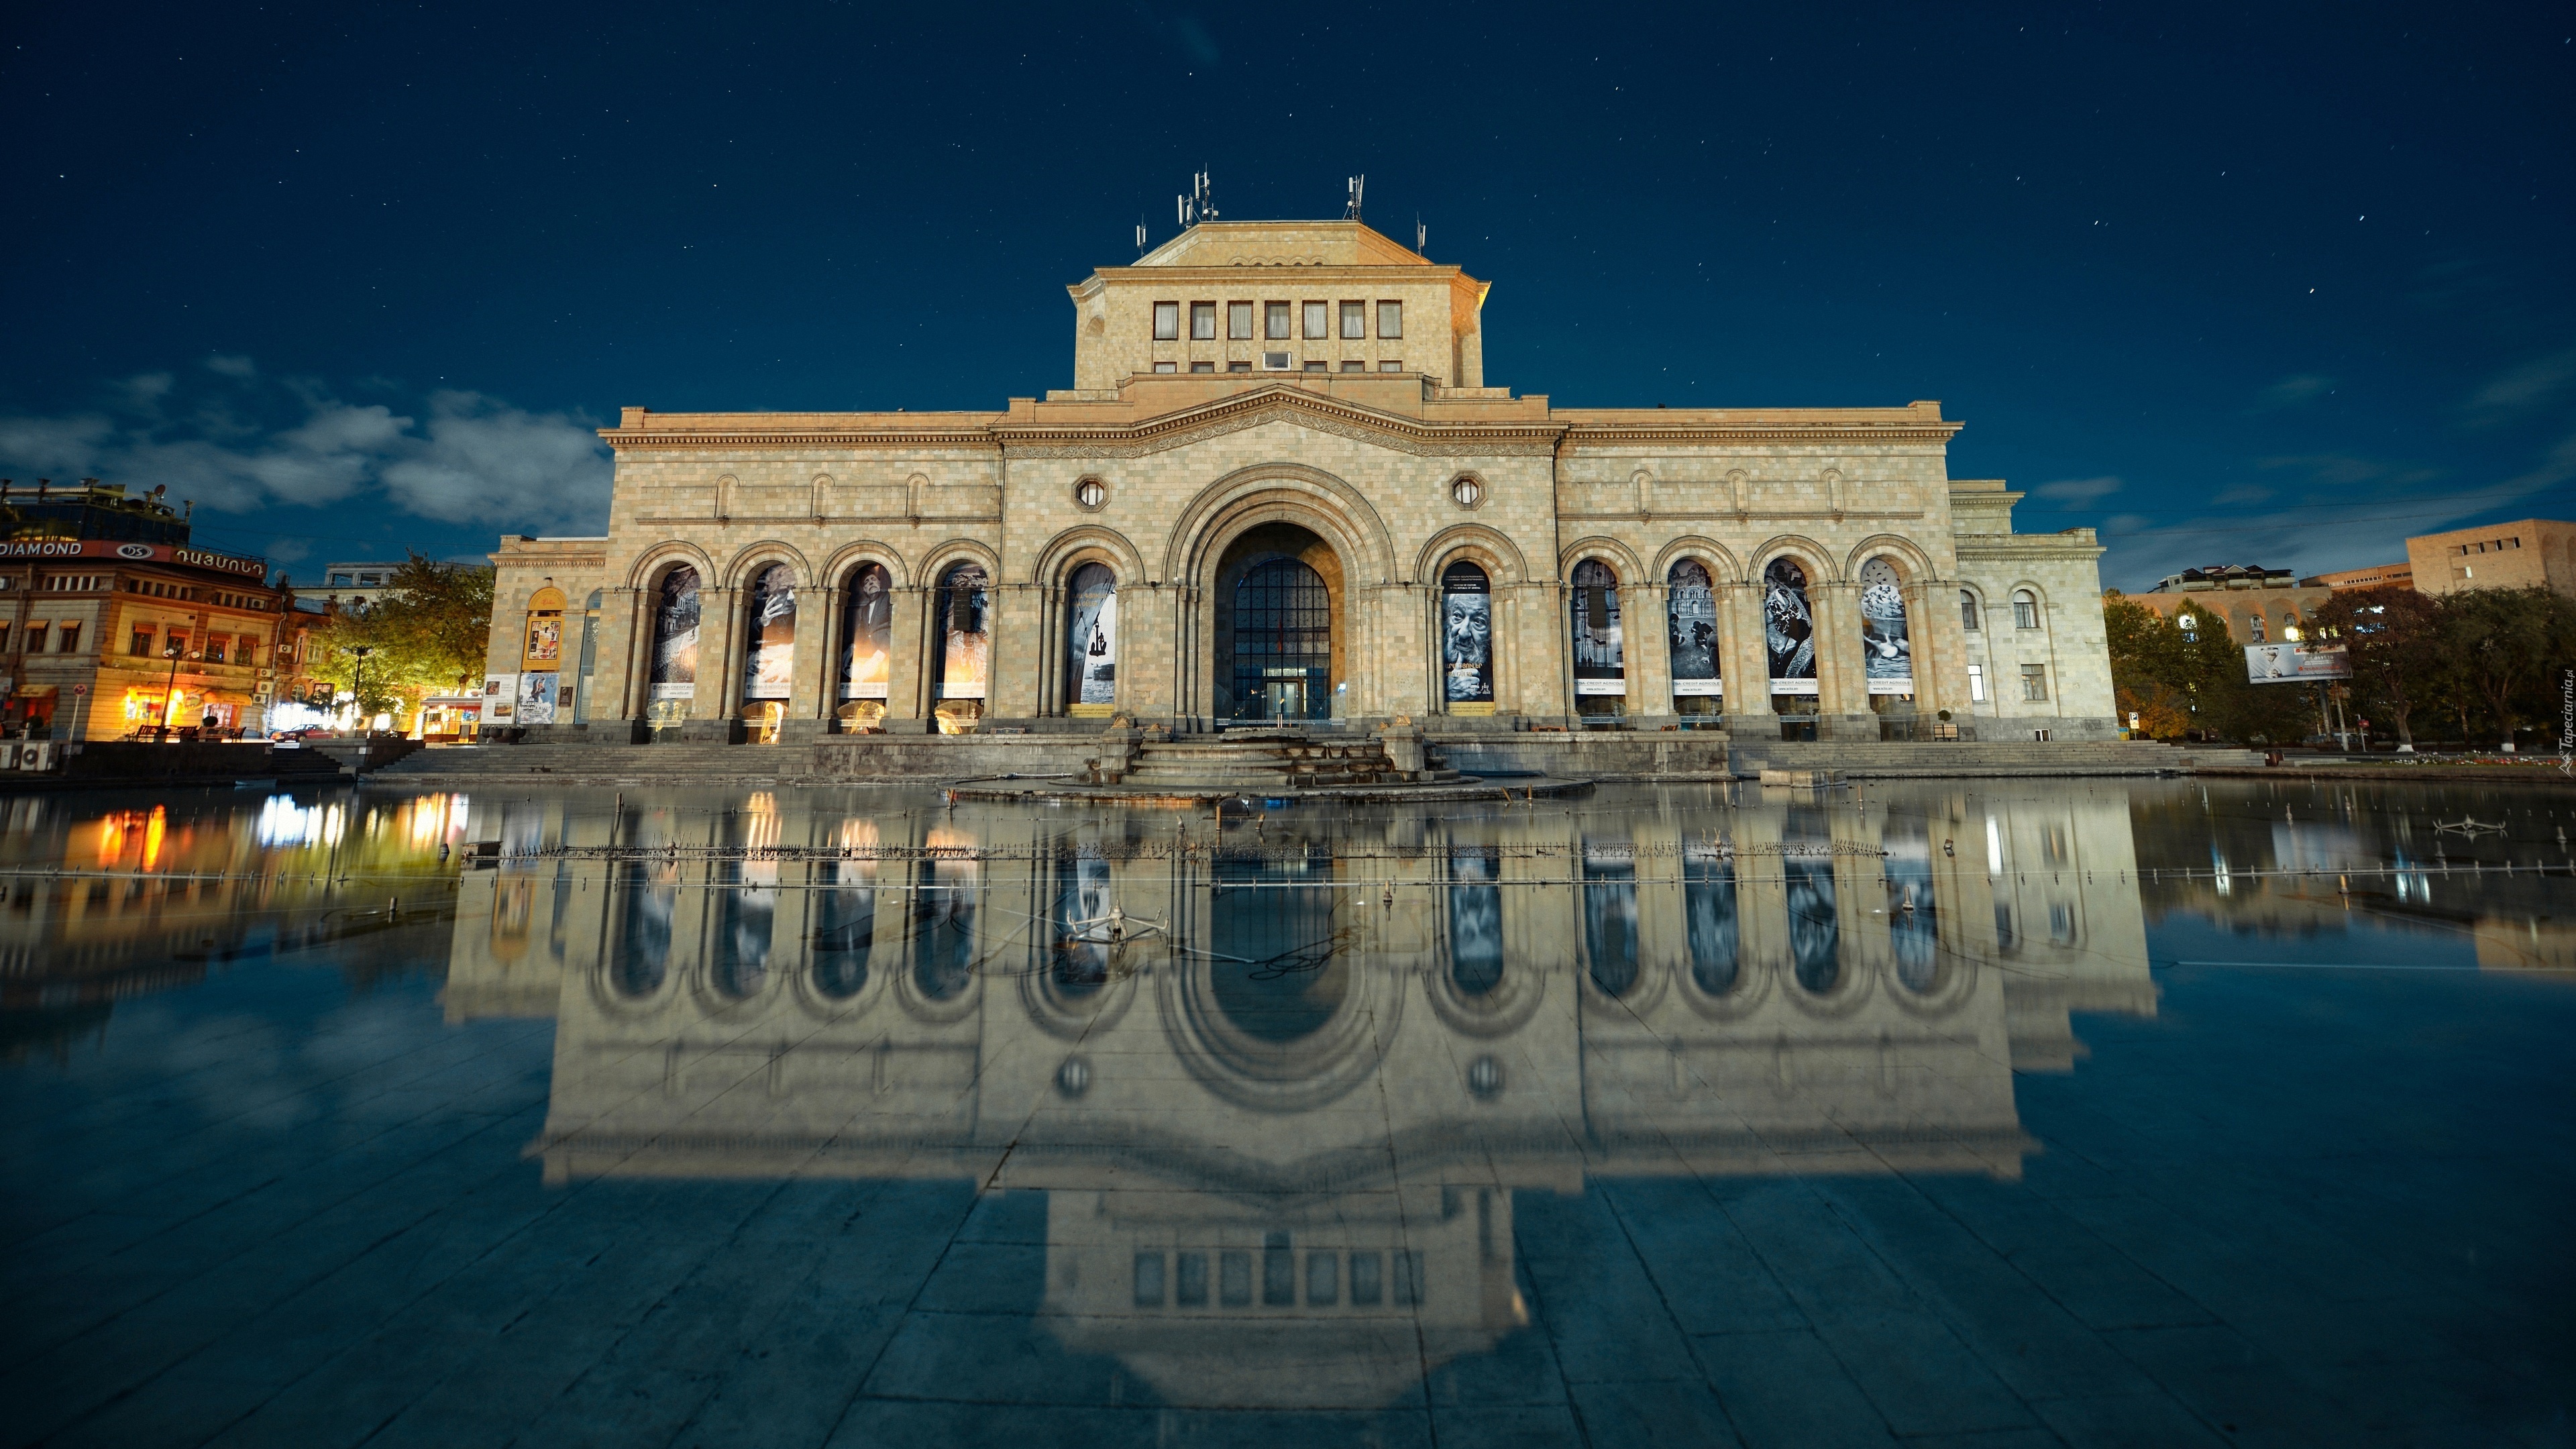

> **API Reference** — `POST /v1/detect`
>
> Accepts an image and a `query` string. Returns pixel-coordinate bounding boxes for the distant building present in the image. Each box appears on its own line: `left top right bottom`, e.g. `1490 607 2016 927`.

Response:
0 478 191 545
2113 564 2330 645
2305 561 2414 592
2405 519 2575 599
290 561 409 613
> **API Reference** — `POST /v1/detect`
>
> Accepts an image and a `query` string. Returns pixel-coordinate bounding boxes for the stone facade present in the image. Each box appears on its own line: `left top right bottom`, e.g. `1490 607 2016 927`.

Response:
484 221 2117 743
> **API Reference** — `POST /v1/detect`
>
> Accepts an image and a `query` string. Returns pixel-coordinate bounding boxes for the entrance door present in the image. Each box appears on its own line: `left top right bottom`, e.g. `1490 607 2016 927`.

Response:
1230 557 1331 721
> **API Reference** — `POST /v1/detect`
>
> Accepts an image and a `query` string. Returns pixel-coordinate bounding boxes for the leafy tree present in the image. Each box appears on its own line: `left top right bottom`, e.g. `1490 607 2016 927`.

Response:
311 552 494 724
2102 593 2317 744
2307 586 2441 748
2436 586 2576 743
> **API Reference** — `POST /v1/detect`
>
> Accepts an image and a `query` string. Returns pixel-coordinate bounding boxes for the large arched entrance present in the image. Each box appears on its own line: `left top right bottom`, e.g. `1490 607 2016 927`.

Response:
1214 524 1342 722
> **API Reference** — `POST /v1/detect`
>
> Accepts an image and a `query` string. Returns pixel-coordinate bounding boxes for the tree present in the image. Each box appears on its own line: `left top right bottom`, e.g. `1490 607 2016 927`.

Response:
2102 593 2315 745
2436 587 2576 743
311 551 495 724
2308 586 2440 748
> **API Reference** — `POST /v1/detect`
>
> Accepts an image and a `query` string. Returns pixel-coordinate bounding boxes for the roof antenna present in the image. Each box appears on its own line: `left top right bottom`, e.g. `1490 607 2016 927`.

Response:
1344 174 1365 221
1136 217 1148 255
1177 169 1218 229
1415 215 1427 254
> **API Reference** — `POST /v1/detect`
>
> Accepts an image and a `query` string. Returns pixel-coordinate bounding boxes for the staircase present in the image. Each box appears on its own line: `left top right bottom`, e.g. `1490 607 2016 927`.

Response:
366 741 814 786
1114 729 1459 792
1729 739 2255 777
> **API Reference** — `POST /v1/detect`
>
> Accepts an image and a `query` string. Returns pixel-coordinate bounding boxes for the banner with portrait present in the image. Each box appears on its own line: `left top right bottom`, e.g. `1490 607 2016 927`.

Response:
1440 561 1495 704
517 670 557 725
1065 564 1118 709
741 563 797 701
1570 559 1625 696
1764 557 1816 685
840 563 893 700
649 566 701 702
1667 559 1719 696
1858 555 1913 694
936 562 990 700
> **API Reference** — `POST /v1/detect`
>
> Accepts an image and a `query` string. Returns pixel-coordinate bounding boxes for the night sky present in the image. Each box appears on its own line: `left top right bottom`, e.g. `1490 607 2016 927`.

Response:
3 2 2569 589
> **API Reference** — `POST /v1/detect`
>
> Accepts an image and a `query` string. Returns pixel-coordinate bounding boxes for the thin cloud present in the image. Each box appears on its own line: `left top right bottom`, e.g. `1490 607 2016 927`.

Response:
2032 475 2122 505
0 363 610 534
2464 347 2576 425
2250 374 2334 412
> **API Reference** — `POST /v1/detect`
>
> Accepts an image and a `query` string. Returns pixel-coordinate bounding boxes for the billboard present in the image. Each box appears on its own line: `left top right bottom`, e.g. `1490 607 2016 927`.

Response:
2245 643 2352 684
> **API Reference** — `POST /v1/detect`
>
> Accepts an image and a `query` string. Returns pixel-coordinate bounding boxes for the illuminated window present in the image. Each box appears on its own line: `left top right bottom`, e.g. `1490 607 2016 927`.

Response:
130 629 154 656
1968 663 1986 702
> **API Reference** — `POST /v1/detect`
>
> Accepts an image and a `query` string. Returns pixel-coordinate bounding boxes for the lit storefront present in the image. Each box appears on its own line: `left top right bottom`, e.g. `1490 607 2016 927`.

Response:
0 538 284 740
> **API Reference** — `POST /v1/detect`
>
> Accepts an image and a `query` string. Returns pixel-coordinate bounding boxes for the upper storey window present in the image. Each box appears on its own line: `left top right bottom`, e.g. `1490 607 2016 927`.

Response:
1190 303 1216 340
1152 303 1180 341
1378 301 1403 338
1303 301 1329 339
1265 302 1292 340
1228 301 1254 339
1341 301 1366 339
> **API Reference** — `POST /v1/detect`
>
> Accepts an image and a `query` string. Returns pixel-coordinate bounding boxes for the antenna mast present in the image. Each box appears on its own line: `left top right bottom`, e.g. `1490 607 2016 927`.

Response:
1135 217 1148 255
1415 215 1427 254
1176 170 1218 229
1343 174 1365 221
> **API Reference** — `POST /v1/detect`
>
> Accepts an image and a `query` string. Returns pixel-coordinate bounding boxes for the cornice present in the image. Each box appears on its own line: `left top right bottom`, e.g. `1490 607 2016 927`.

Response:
603 429 1002 452
1559 423 1964 445
993 387 1566 461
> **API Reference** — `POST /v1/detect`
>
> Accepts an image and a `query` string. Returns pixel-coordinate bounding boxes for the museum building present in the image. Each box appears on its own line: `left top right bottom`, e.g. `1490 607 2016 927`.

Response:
480 220 2117 741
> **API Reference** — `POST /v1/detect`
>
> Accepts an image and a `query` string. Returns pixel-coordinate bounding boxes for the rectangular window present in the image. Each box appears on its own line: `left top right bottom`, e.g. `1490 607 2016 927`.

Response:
1262 352 1292 370
1303 301 1328 339
1226 360 1251 373
1132 1252 1166 1307
358 575 382 587
1265 301 1291 339
1175 1252 1208 1305
1377 300 1403 338
1228 301 1254 339
202 635 225 663
55 623 80 653
1189 301 1216 339
1152 302 1180 340
1341 360 1366 372
236 641 258 665
1303 360 1328 372
166 631 186 656
1379 360 1401 372
1188 360 1214 374
1968 663 1986 702
329 573 354 586
1152 361 1178 374
2012 597 2039 629
1960 593 1980 631
2021 664 2049 702
0 624 10 653
26 625 49 654
131 629 154 656
1341 301 1366 339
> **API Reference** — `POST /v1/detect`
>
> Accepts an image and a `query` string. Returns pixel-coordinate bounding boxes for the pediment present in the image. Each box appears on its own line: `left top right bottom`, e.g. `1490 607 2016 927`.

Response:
996 384 1559 460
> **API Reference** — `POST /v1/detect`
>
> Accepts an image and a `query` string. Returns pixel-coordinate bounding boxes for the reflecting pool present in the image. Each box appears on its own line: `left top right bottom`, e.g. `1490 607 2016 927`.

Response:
3 779 2572 1447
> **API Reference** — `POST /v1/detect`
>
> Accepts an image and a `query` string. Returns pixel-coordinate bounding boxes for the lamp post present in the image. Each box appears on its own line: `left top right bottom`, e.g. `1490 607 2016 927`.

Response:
158 643 197 739
352 645 372 734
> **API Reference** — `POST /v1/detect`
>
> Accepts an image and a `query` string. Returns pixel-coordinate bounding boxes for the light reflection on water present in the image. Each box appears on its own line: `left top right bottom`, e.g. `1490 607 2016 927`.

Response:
3 777 2572 1440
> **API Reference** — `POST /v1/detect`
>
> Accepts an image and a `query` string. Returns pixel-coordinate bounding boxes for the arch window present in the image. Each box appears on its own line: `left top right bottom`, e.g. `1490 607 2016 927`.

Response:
1859 556 1913 716
1446 847 1503 996
1569 559 1624 715
2249 613 2267 643
911 841 978 1001
1764 559 1818 724
1684 841 1739 996
1582 841 1640 998
1784 812 1840 994
812 818 879 1000
1439 561 1494 710
1667 559 1719 716
1960 590 1982 632
646 565 702 729
741 564 798 702
1883 820 1941 993
1065 563 1119 714
839 563 894 731
1230 557 1332 722
2012 590 2041 630
932 561 990 730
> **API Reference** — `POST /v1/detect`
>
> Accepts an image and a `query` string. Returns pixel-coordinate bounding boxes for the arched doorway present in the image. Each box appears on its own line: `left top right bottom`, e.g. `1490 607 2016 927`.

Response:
1215 524 1341 722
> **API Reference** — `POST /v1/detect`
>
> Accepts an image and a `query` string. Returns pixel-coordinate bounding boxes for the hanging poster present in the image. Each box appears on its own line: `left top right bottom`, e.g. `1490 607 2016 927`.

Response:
741 563 797 700
1065 564 1118 709
1440 561 1494 704
482 672 518 722
523 615 561 667
1764 557 1816 686
1858 555 1913 694
1570 559 1625 696
517 671 557 725
649 566 702 701
840 564 893 699
937 562 990 700
1667 559 1720 696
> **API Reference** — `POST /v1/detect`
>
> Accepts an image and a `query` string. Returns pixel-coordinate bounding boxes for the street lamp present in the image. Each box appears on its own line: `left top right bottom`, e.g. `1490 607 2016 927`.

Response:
159 643 199 739
350 645 373 734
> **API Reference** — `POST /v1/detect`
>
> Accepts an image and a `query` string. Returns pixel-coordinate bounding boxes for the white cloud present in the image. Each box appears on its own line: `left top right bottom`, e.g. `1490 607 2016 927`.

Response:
2251 374 2335 411
2465 347 2576 423
0 364 610 535
2033 475 2123 504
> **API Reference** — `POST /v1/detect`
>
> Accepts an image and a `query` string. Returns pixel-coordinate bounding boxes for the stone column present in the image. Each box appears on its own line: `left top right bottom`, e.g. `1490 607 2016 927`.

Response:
1811 582 1871 740
684 586 742 741
1719 580 1774 733
1627 579 1671 725
781 583 839 743
987 581 1043 724
1913 580 1971 729
884 585 931 733
595 586 642 737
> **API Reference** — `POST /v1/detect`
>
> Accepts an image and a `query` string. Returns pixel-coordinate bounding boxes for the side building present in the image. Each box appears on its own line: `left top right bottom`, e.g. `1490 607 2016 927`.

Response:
480 220 2118 743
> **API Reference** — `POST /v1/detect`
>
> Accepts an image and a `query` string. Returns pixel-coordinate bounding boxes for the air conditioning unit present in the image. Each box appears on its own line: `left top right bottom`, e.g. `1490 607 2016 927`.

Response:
0 743 18 770
1262 352 1292 371
17 742 52 771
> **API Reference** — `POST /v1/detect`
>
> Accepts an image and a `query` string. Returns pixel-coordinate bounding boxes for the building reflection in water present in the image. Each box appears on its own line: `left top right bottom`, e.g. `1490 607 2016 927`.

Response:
441 782 2157 1408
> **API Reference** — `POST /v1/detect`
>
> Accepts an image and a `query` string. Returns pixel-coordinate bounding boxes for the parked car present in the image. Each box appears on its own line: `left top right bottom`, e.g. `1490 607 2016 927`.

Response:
272 727 339 742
